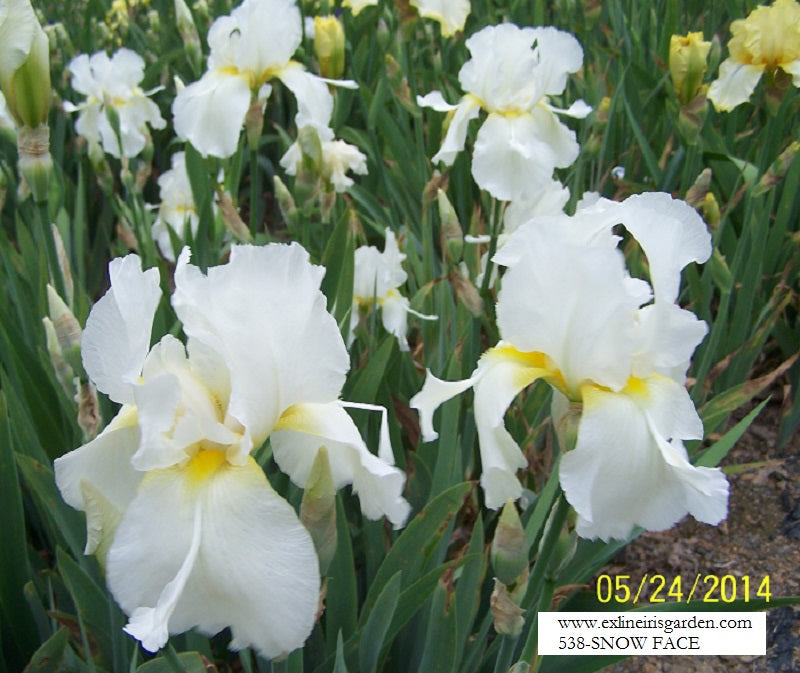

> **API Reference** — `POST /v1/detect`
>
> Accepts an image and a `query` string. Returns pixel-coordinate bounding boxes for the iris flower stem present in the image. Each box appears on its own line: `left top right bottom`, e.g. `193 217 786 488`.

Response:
35 199 66 301
493 634 518 673
517 493 570 666
479 198 505 301
249 146 260 237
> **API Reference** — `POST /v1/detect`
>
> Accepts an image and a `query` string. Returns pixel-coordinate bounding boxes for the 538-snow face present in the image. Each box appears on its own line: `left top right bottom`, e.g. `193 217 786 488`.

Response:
595 574 771 604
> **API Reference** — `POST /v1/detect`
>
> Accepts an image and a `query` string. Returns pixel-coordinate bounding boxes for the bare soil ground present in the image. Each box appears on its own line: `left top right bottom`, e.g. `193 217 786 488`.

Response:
606 398 800 673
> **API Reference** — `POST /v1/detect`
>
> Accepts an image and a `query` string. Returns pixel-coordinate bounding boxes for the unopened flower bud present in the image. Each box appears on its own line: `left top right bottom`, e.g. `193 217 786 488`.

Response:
669 32 711 106
491 499 528 586
175 0 202 75
147 9 160 33
685 168 712 208
449 266 483 316
300 446 338 575
437 189 462 264
701 192 720 229
47 284 81 365
385 54 415 112
77 380 100 441
0 0 51 128
298 125 323 176
245 99 265 151
708 248 732 294
754 141 799 196
313 15 346 80
216 190 252 242
594 96 611 125
273 175 297 224
43 316 75 392
17 124 52 203
490 579 525 636
555 400 582 453
51 226 74 307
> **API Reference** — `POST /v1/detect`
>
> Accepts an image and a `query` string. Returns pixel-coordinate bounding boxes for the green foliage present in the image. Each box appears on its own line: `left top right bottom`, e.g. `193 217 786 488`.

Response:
2 0 798 672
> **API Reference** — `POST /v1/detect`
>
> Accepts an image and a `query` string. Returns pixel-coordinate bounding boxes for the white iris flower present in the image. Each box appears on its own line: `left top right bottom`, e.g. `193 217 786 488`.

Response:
151 152 200 262
55 244 409 655
350 229 435 351
342 0 469 35
279 91 368 193
417 23 591 201
64 49 166 160
410 0 470 37
411 193 728 541
172 0 356 159
708 0 800 111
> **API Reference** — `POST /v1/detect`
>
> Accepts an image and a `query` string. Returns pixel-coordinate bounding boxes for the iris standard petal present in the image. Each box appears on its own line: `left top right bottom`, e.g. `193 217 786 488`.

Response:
172 245 349 446
106 456 320 658
272 402 410 527
81 255 161 405
618 192 711 304
173 69 252 158
410 0 470 37
495 219 638 394
471 113 559 201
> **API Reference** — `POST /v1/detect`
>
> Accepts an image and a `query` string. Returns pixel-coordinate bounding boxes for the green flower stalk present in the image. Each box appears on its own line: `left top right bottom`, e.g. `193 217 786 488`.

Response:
491 499 528 587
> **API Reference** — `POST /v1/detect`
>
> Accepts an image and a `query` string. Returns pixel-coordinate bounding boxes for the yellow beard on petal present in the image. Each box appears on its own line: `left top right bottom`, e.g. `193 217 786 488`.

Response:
622 375 648 398
186 448 228 484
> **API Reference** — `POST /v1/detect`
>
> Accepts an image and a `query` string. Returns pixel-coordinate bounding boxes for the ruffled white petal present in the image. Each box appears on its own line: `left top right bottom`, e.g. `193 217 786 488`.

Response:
54 407 141 515
172 245 349 447
276 63 335 134
494 219 638 394
226 0 302 74
471 113 559 201
559 379 728 541
81 255 161 405
618 192 711 304
380 293 410 351
173 69 252 158
472 346 550 508
429 95 481 165
633 303 708 381
708 58 764 111
0 0 38 85
410 0 470 37
272 402 410 527
106 457 320 659
410 370 478 442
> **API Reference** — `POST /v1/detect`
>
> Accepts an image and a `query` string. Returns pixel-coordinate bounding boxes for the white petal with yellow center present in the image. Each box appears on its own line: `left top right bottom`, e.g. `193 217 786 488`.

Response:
80 255 161 406
272 401 410 527
106 454 320 658
559 377 727 541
